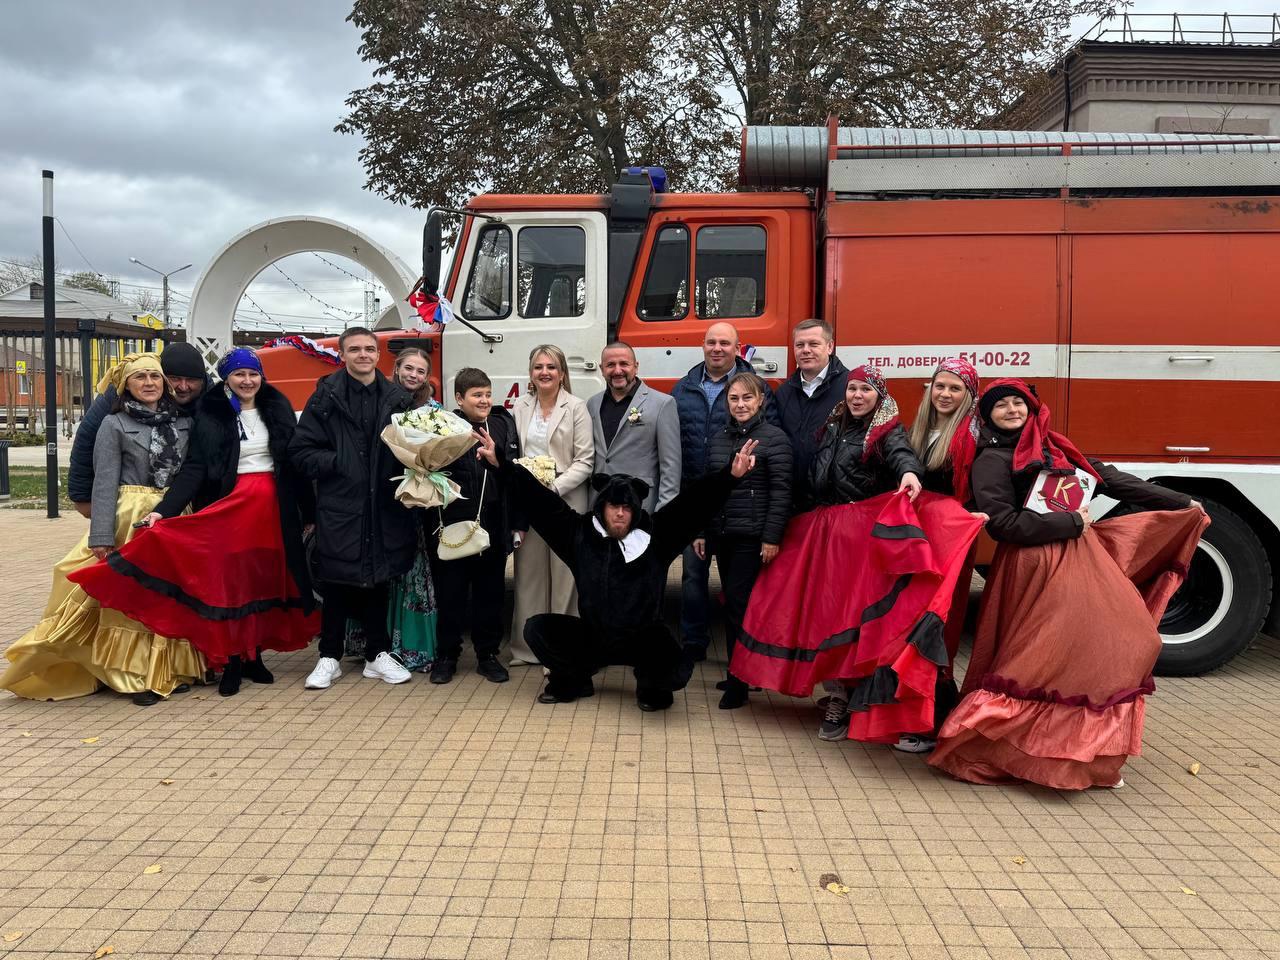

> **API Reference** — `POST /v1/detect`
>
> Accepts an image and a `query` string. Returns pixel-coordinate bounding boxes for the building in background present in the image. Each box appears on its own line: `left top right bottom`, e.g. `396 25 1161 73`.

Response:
1014 12 1280 133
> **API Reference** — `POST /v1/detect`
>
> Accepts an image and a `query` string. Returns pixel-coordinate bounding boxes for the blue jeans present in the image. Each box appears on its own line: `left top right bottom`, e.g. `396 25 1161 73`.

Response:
680 544 711 649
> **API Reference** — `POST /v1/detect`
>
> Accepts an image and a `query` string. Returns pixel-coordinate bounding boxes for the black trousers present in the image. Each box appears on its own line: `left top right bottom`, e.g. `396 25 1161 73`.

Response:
434 547 506 662
524 613 681 705
320 582 390 661
712 534 764 680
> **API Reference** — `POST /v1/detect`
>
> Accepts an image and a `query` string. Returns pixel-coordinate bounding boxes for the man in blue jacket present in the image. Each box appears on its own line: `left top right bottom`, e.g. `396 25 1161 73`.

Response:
671 322 779 663
68 341 209 517
774 319 848 511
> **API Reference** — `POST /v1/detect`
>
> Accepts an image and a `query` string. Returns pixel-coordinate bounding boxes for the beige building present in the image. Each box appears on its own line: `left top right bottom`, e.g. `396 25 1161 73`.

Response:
1015 14 1280 134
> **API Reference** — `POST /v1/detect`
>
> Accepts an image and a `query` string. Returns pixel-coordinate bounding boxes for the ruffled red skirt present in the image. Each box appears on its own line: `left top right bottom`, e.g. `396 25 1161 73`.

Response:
928 507 1209 789
730 491 983 743
69 472 319 668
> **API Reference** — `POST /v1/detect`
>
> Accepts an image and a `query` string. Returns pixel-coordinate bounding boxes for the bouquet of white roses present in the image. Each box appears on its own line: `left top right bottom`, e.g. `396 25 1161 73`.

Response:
515 454 558 488
379 404 476 508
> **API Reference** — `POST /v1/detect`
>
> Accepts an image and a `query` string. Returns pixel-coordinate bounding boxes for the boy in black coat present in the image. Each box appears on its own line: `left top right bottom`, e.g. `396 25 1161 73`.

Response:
430 368 521 686
500 439 759 712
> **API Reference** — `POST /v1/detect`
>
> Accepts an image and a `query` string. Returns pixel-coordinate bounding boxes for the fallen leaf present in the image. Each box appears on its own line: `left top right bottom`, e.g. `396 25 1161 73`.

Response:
1188 762 1201 776
19 731 31 737
250 875 272 884
143 864 162 875
825 882 850 896
3 931 23 942
160 779 175 785
80 737 100 744
1181 886 1197 896
94 946 115 958
192 695 206 701
1010 856 1027 866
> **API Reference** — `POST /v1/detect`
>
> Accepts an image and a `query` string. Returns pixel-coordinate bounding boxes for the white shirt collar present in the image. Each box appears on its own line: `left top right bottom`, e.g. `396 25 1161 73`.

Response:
591 515 651 563
801 362 830 397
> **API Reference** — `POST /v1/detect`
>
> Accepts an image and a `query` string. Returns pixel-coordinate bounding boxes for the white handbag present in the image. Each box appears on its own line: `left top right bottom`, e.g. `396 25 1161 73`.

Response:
435 467 490 560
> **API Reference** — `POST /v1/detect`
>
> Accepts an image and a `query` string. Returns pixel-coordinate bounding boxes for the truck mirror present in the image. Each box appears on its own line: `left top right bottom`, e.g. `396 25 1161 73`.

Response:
423 209 443 296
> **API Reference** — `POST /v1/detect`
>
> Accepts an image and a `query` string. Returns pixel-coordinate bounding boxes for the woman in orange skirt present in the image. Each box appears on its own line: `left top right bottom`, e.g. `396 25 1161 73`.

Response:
928 379 1208 789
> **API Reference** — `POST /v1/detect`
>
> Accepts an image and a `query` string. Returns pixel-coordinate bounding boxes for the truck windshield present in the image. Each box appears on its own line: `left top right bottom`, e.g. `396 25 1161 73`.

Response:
462 225 512 320
518 226 586 317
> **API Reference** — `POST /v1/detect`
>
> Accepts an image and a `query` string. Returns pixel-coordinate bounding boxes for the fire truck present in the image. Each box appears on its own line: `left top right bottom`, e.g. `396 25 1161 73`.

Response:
264 122 1280 676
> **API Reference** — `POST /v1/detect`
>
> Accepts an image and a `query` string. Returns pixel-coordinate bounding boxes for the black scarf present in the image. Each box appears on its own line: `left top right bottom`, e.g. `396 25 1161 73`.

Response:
123 399 183 488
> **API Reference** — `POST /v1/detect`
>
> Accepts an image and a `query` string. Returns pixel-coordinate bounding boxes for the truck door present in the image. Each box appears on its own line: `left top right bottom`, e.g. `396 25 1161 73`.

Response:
446 210 607 407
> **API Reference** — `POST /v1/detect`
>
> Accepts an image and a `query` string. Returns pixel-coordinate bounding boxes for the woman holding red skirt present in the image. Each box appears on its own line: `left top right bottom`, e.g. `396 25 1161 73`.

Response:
71 348 319 696
928 379 1208 789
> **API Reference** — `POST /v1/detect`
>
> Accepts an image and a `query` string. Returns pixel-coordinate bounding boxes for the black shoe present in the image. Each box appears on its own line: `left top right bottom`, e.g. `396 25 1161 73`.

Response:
718 678 749 710
537 680 594 704
133 690 161 706
637 689 674 712
430 660 457 684
172 683 191 694
219 659 242 698
204 669 217 683
716 679 762 692
476 655 509 684
243 657 274 684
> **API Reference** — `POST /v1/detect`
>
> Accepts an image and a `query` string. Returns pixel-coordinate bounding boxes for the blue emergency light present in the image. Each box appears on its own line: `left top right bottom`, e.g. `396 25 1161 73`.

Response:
623 166 668 193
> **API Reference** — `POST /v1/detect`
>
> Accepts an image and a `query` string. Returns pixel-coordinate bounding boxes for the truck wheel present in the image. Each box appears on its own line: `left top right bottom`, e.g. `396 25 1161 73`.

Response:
1155 498 1271 676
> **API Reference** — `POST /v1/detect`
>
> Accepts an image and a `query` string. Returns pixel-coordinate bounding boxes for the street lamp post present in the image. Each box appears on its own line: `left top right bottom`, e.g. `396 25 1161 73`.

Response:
129 257 192 330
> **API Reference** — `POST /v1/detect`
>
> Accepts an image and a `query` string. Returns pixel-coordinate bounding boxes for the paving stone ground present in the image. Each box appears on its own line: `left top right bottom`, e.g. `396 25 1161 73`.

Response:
1 510 1278 960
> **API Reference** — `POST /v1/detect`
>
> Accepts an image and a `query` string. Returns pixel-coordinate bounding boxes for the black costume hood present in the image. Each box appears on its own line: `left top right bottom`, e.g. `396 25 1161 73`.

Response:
591 473 652 532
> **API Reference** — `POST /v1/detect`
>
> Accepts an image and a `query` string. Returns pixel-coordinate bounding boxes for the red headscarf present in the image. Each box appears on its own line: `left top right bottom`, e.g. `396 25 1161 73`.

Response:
845 364 900 461
932 359 980 502
980 378 1101 483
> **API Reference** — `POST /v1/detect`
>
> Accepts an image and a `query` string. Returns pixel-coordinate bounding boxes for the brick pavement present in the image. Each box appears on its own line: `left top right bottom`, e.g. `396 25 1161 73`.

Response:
1 510 1278 960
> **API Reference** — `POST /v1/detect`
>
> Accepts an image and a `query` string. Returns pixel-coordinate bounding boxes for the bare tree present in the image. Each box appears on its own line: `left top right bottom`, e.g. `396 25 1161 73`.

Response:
130 288 161 314
0 255 55 294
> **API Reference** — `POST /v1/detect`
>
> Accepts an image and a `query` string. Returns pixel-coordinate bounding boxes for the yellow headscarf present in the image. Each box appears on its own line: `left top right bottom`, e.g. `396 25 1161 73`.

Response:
98 352 164 395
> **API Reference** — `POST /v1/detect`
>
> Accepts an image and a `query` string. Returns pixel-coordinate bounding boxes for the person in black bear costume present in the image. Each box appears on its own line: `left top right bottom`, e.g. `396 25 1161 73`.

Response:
489 430 760 712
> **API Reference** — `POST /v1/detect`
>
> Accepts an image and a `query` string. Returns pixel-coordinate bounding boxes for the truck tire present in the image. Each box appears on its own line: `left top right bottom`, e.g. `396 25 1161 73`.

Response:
1155 498 1271 676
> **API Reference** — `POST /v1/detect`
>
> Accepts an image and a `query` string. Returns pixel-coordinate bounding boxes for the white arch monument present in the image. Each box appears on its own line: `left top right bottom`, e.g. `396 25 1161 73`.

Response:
186 215 416 364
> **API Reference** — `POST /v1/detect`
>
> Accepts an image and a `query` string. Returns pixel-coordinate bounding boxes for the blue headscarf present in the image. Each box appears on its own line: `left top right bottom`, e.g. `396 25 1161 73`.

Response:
217 348 264 433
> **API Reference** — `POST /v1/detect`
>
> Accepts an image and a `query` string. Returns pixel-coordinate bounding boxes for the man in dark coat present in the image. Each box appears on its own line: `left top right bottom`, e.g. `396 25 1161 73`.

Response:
500 438 759 712
69 341 209 515
289 327 416 690
670 321 780 662
774 319 848 510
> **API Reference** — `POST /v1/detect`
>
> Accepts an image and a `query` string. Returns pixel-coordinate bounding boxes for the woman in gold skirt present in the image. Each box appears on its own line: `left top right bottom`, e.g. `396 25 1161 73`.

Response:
0 354 205 705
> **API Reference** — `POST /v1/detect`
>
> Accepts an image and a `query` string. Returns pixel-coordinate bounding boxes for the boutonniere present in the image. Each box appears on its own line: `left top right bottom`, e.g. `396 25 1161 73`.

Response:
626 406 643 425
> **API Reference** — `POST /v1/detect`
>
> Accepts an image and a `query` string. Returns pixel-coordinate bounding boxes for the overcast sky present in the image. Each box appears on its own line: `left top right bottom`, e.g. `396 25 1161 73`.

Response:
2 1 1276 334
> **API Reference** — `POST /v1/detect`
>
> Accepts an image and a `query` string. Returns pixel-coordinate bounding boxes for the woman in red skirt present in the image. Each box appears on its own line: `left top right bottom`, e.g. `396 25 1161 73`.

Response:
928 379 1208 789
71 348 320 696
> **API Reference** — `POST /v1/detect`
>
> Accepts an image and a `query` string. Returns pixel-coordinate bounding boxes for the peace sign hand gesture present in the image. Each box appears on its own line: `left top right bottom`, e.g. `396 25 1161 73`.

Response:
731 438 759 478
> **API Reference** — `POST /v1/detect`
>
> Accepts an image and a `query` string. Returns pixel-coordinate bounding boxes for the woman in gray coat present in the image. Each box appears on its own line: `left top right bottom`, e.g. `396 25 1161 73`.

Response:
0 354 204 705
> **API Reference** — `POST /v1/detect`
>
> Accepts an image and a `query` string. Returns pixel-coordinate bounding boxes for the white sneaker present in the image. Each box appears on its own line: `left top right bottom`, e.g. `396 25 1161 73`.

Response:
363 652 412 685
304 657 342 690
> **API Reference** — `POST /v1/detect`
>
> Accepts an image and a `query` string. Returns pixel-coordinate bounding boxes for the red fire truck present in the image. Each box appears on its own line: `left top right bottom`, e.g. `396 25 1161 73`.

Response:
264 122 1280 675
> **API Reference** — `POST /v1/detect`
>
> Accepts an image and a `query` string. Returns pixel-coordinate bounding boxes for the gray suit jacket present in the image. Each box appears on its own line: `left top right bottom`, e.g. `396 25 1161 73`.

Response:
586 381 681 511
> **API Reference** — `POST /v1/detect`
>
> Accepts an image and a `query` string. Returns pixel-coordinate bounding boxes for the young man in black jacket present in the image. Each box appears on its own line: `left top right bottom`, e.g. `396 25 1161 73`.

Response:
498 439 759 712
429 368 520 686
289 327 416 690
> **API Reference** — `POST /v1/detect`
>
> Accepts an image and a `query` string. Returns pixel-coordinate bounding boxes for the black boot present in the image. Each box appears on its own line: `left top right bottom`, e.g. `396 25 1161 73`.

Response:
718 675 749 710
219 657 242 697
243 654 274 684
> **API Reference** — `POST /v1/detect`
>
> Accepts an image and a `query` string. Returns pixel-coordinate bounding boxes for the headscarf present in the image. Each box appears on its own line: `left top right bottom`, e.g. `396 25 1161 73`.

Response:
843 364 900 462
102 354 182 488
978 378 1101 483
97 352 163 394
932 358 981 502
217 347 265 435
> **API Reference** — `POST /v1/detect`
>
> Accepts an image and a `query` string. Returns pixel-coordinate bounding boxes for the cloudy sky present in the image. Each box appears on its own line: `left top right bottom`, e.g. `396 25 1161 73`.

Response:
2 1 1276 334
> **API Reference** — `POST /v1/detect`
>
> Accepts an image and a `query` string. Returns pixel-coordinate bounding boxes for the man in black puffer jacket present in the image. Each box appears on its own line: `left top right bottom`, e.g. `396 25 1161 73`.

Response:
503 441 759 712
289 328 416 691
